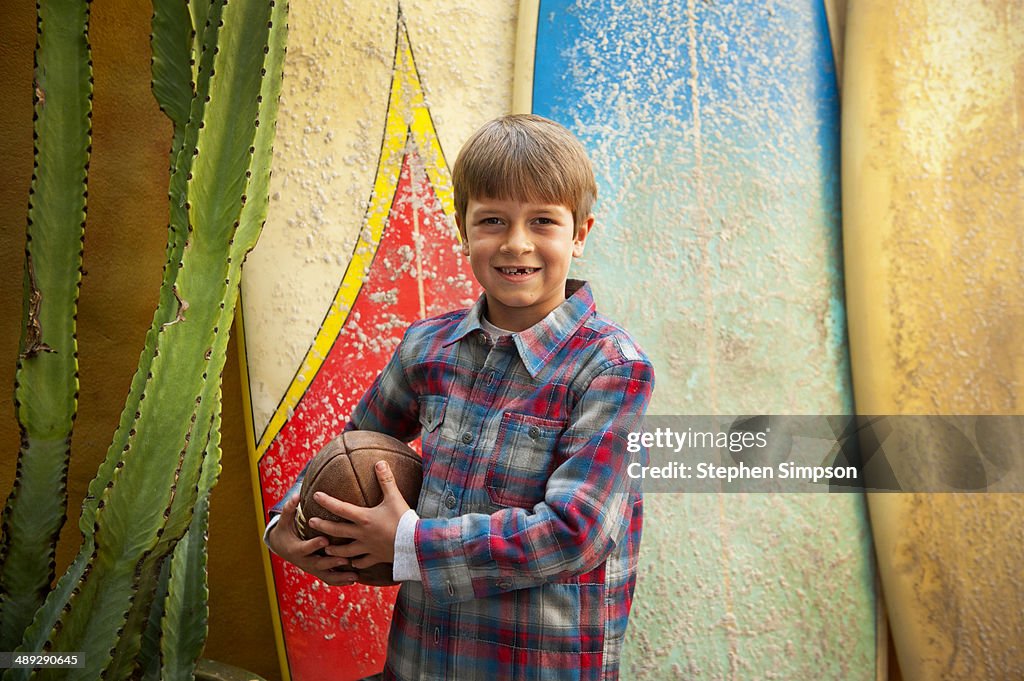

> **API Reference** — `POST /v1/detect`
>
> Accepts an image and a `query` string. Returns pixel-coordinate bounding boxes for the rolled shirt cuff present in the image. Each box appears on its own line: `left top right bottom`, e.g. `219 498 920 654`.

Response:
392 508 421 582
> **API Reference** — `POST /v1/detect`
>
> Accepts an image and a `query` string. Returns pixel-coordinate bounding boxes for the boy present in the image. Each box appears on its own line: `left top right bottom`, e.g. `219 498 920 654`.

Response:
267 114 655 680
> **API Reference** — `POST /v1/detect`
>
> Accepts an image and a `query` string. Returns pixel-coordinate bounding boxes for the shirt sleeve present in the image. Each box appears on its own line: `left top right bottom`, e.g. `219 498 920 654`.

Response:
413 357 655 604
345 332 421 441
263 513 281 547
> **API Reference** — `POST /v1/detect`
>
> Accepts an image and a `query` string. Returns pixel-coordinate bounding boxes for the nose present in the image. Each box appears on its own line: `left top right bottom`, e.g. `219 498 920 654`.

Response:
499 221 533 255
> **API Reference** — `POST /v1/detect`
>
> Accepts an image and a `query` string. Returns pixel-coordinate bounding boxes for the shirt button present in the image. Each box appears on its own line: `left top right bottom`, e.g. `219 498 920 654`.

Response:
528 426 541 439
485 372 494 386
497 579 513 590
461 432 473 444
444 493 457 509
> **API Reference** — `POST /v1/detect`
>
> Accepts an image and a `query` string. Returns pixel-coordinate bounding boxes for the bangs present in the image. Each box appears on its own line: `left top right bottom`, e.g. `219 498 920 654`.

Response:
462 142 575 209
453 115 597 227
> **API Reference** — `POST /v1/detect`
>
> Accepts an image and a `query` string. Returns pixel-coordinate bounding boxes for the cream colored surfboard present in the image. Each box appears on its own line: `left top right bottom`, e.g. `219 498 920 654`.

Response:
843 2 1024 679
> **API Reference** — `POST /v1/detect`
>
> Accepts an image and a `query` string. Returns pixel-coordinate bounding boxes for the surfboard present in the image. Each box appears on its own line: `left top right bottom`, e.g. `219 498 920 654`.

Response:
518 1 880 677
842 2 1024 678
236 3 514 679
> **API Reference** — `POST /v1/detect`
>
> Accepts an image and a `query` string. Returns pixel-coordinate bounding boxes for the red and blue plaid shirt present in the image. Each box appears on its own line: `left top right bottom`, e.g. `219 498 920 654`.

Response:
286 280 655 680
362 280 654 680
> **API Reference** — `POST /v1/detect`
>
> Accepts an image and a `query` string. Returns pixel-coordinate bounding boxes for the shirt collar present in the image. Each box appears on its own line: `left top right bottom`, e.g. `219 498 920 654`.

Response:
442 279 595 378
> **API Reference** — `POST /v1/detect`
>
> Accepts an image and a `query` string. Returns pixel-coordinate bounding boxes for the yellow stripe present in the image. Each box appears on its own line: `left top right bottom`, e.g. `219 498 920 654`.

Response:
240 18 458 678
234 302 291 681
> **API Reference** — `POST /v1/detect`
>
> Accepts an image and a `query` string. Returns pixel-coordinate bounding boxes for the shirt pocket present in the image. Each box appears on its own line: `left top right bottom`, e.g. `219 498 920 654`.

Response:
417 394 447 434
417 394 447 474
486 412 567 509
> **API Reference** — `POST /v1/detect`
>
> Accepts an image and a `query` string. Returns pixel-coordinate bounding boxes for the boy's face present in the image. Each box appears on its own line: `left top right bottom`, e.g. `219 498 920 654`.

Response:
457 197 592 332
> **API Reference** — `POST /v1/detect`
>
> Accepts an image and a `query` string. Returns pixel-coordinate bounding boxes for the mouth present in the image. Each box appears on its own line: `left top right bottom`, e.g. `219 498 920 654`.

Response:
495 266 540 277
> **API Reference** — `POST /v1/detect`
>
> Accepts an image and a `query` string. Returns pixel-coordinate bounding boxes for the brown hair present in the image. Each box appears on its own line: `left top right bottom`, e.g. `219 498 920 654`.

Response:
452 114 597 233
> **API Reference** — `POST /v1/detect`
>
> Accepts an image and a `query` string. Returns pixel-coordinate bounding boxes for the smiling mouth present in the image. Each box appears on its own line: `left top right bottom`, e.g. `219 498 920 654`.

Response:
496 266 540 276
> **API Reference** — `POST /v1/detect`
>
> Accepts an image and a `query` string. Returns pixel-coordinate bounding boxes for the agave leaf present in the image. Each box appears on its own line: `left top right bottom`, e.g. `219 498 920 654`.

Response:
137 406 222 681
104 408 217 680
189 0 214 85
1 552 87 681
132 1 289 662
0 0 91 652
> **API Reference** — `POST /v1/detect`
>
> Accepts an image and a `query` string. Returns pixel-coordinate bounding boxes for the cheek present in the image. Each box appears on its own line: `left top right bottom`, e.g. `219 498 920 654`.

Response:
467 249 491 276
548 245 577 267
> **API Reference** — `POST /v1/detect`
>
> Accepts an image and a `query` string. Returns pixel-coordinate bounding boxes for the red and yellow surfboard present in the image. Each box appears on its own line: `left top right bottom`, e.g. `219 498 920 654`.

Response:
237 5 514 677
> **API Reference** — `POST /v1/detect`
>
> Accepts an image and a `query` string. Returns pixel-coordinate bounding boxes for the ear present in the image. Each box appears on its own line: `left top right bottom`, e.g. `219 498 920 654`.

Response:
572 215 595 257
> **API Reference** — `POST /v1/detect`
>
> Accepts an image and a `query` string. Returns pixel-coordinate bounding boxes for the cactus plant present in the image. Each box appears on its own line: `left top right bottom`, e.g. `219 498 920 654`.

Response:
0 0 288 678
0 0 92 652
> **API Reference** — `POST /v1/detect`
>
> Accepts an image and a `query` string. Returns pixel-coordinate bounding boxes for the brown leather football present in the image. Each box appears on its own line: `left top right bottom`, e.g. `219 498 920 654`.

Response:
294 430 422 586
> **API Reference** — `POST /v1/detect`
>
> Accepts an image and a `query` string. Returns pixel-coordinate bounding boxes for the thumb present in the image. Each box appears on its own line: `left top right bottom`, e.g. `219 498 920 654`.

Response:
279 493 299 519
374 460 400 501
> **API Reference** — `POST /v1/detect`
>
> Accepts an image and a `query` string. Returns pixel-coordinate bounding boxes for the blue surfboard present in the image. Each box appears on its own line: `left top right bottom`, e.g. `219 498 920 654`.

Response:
521 1 879 677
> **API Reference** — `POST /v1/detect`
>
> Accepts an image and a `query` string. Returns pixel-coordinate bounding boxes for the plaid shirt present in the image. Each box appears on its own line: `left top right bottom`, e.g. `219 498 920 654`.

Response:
287 280 655 680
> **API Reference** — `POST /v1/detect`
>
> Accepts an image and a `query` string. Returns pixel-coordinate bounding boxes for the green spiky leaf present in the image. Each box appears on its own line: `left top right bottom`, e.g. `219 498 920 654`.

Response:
158 408 222 681
78 0 226 542
137 554 173 680
31 0 289 675
151 0 193 127
0 0 91 652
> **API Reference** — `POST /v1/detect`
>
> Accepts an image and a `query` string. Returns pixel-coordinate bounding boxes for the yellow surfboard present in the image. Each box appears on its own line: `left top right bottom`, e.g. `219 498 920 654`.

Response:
842 2 1023 679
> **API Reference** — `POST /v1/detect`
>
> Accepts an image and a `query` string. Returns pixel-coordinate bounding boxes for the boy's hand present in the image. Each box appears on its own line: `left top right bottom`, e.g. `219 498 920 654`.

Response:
266 494 358 586
313 460 410 570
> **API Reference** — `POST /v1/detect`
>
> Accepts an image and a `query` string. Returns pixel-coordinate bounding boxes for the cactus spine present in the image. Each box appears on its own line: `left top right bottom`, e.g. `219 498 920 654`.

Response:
0 0 287 678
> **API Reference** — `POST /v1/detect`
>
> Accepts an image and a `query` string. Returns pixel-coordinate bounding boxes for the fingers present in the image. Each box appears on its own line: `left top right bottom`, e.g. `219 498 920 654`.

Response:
297 534 331 556
349 554 386 571
323 543 384 571
309 552 350 573
324 540 370 560
269 523 328 561
311 461 404 522
314 492 365 524
310 515 359 540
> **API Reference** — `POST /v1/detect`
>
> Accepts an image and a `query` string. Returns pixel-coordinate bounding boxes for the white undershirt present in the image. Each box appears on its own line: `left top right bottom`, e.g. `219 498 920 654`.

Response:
479 316 515 340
